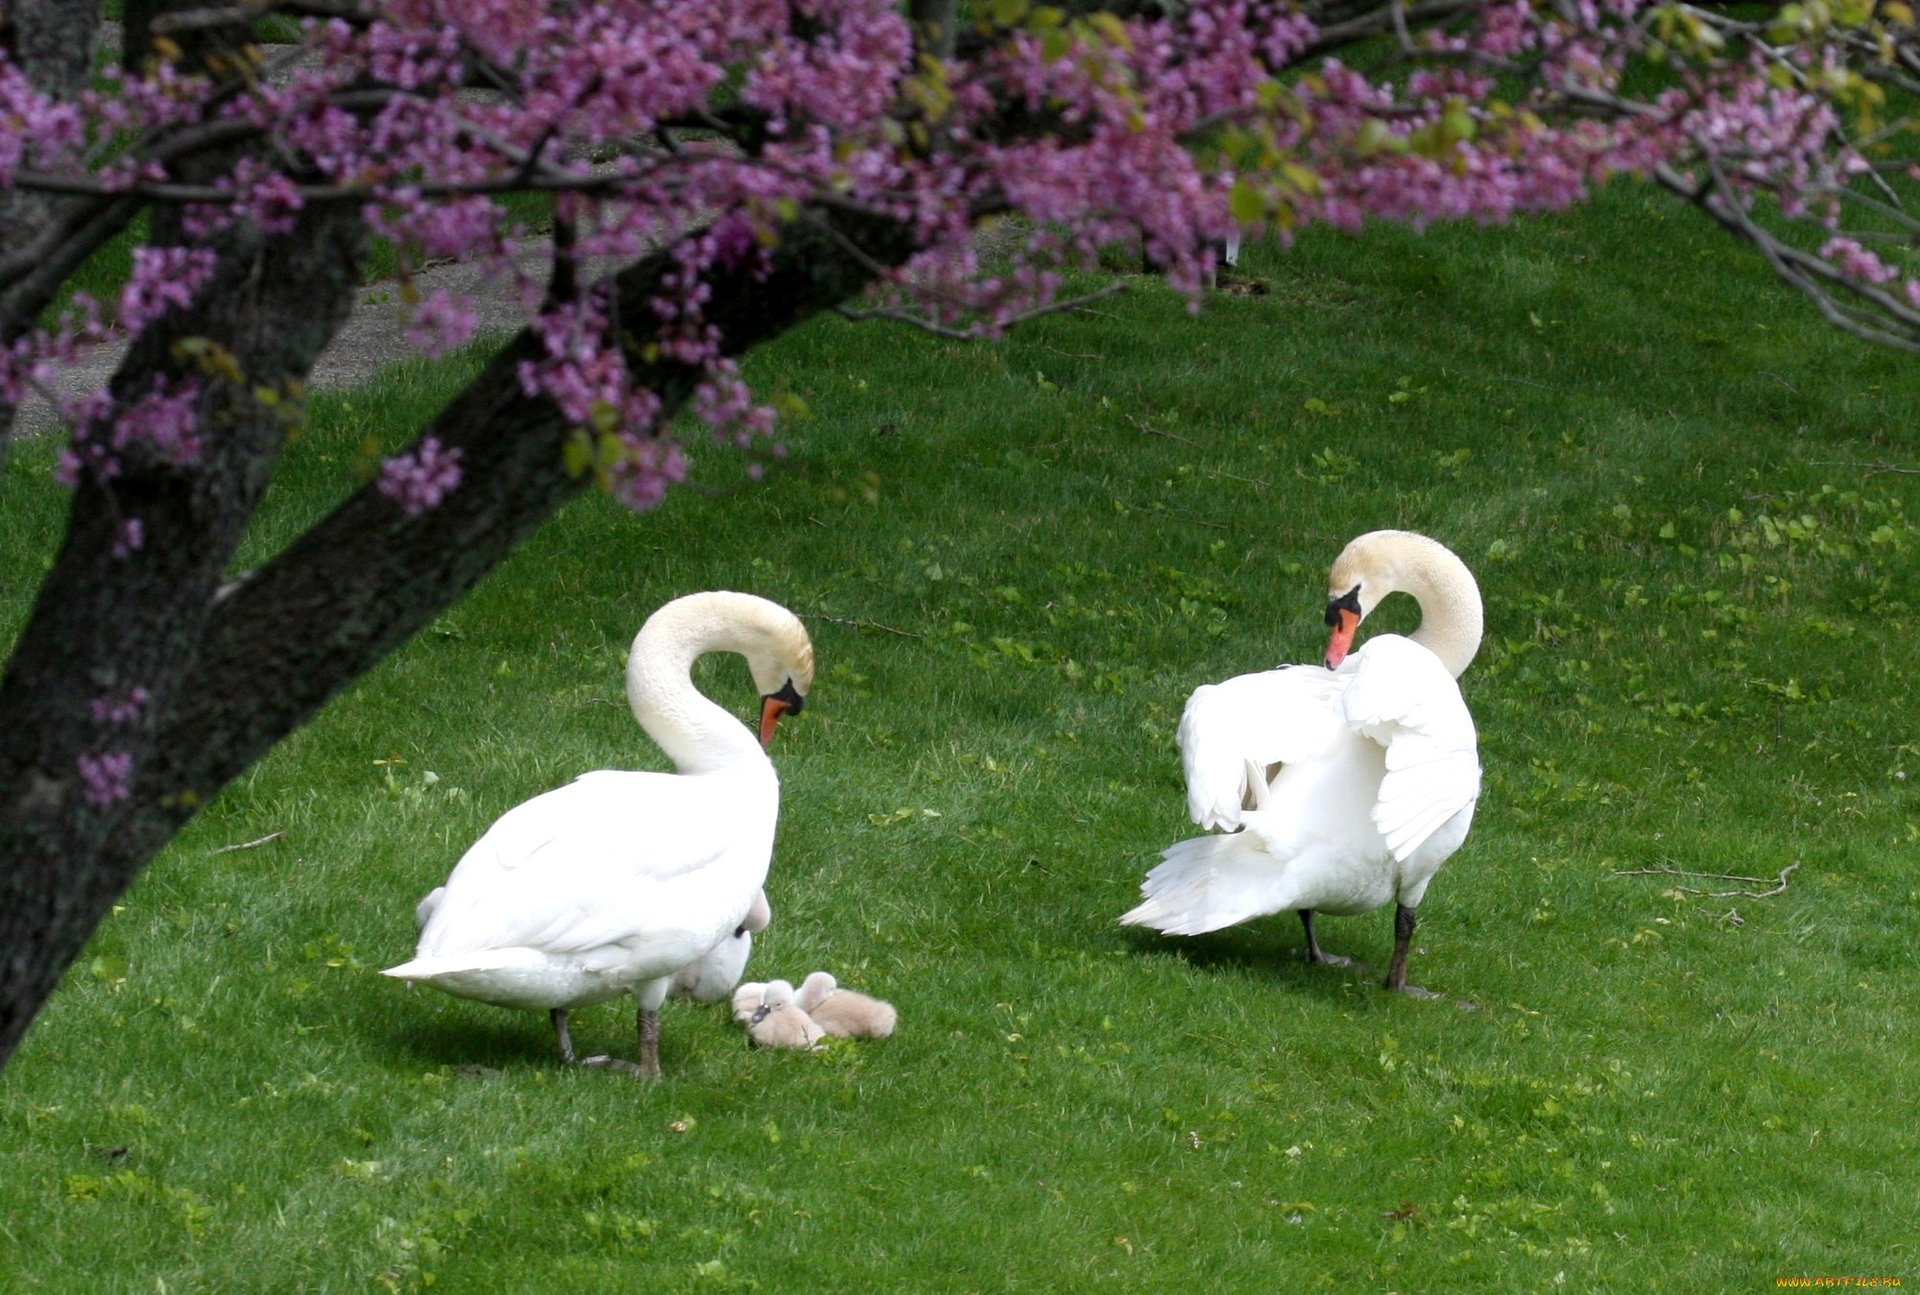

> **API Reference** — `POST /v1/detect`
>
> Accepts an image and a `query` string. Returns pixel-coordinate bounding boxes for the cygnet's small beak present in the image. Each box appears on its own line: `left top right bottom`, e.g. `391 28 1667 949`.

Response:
758 679 806 748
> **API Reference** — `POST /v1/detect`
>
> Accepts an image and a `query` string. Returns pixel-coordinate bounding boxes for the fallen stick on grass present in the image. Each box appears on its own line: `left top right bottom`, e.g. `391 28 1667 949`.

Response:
1609 861 1799 899
208 831 286 856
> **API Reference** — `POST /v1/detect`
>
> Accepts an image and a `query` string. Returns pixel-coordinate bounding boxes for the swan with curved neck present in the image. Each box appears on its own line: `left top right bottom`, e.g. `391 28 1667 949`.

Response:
383 591 814 1077
1123 530 1483 997
1323 529 1482 678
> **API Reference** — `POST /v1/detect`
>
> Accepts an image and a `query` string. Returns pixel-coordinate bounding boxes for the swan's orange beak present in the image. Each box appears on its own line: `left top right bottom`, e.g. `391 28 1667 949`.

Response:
758 696 791 748
1324 607 1359 670
758 679 806 748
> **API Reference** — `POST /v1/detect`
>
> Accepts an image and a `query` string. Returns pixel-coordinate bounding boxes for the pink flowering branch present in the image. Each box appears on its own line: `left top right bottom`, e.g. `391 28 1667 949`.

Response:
3 0 1913 414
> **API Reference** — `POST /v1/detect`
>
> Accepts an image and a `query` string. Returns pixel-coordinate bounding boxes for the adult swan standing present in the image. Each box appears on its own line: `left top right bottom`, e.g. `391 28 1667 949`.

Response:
1122 531 1482 996
384 591 814 1076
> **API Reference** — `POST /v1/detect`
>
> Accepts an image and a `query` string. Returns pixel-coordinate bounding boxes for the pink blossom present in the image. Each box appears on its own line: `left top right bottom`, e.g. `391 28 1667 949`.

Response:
407 290 482 358
90 686 151 726
379 437 466 516
608 437 688 511
78 752 134 806
118 247 217 333
1821 237 1898 286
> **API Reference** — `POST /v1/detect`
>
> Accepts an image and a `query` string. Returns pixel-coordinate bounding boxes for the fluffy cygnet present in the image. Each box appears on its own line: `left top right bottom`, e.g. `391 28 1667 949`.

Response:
793 971 896 1039
732 980 768 1024
744 979 823 1051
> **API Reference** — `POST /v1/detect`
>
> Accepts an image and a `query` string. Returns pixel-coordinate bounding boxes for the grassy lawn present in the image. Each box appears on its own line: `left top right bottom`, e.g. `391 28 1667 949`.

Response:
3 180 1918 1291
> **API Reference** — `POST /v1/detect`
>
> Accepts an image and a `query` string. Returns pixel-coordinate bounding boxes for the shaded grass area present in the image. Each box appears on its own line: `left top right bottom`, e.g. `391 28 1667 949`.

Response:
4 180 1918 1290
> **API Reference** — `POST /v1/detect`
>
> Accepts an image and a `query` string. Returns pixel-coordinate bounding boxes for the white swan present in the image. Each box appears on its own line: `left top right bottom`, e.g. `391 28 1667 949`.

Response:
383 591 815 1076
1121 530 1481 995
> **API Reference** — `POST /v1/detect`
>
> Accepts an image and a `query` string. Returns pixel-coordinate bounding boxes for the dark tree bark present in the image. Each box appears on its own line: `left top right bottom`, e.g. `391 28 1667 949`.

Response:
0 0 372 1067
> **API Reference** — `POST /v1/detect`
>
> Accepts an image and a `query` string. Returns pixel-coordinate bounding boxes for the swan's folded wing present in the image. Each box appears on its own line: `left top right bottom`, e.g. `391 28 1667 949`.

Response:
1336 635 1481 862
470 770 734 883
416 771 752 962
1179 667 1347 831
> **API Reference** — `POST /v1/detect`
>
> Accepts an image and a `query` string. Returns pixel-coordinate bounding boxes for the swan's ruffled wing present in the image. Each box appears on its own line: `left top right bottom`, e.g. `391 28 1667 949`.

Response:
1336 635 1480 862
416 766 771 968
1178 667 1348 831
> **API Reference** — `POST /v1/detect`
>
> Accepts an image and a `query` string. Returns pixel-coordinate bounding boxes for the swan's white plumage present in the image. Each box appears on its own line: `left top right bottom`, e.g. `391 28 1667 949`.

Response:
1124 532 1481 955
667 890 771 1004
382 590 812 1071
1178 668 1349 833
386 763 777 1011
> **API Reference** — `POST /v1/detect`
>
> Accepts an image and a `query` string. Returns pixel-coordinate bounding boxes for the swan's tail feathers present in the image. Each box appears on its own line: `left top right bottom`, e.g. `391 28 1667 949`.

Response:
382 950 520 983
1120 830 1298 936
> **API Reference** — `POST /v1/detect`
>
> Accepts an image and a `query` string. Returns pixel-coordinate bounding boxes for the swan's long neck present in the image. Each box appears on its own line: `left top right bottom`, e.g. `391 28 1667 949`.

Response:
624 597 768 774
1398 539 1482 679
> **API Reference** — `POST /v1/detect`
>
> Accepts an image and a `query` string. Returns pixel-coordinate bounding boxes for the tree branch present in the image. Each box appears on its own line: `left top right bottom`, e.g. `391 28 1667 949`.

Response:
145 202 921 859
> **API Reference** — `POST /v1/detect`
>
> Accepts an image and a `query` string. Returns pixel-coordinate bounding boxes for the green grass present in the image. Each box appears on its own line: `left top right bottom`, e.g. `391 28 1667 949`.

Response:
5 179 1920 1291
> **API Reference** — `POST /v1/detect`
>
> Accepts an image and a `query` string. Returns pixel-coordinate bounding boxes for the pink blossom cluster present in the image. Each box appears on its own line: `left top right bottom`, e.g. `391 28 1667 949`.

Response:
3 0 1917 526
406 289 482 358
54 377 205 506
76 751 134 807
90 686 152 726
116 248 219 333
378 436 466 516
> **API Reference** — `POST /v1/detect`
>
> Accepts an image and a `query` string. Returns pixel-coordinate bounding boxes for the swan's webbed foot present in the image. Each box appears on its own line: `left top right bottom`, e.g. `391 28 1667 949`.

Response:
579 1006 664 1078
580 1054 655 1077
1298 910 1353 967
558 1006 662 1078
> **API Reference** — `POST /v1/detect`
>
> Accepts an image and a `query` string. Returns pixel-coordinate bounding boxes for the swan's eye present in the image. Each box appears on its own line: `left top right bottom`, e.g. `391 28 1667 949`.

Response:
1325 586 1362 627
734 925 748 938
767 677 805 716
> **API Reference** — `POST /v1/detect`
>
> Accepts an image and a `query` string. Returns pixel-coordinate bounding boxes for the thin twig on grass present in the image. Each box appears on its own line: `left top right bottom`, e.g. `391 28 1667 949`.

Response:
1808 459 1920 477
1119 500 1228 530
1205 467 1272 490
208 830 286 856
1126 413 1196 445
812 614 924 639
1609 861 1799 898
834 283 1127 339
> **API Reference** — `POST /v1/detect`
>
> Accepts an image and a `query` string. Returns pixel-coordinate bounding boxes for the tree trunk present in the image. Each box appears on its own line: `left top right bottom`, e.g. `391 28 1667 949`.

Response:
0 0 370 1066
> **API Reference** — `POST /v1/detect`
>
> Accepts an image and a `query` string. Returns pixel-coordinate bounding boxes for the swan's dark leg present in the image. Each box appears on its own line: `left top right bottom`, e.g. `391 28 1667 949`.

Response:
637 1007 661 1077
1385 903 1441 998
551 1008 576 1064
581 983 665 1078
1299 910 1353 967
